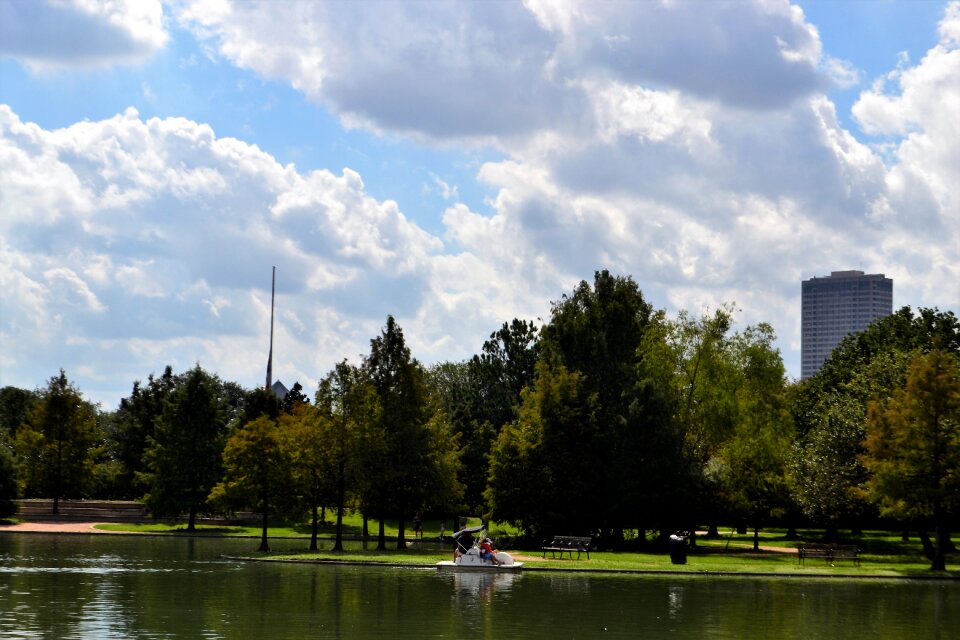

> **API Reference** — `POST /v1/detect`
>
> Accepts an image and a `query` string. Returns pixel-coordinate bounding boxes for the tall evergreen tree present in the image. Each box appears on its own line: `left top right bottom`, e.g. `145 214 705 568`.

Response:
16 370 98 513
142 366 227 530
365 316 458 550
110 366 176 498
311 362 377 551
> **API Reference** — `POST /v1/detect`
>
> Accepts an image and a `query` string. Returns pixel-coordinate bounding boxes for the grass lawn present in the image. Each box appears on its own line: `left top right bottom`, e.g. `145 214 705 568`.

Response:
94 512 486 539
93 520 959 578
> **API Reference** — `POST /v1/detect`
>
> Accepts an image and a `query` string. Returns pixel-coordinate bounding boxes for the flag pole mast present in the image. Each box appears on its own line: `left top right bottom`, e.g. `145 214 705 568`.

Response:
266 266 275 390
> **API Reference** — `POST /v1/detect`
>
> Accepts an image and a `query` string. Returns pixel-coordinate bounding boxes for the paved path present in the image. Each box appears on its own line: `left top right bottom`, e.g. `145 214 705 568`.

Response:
0 521 113 534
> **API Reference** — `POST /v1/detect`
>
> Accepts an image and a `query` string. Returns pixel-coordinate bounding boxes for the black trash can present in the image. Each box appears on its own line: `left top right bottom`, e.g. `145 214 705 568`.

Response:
669 534 687 564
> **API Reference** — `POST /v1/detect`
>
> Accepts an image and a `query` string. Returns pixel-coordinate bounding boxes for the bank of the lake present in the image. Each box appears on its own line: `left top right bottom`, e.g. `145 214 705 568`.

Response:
5 520 957 580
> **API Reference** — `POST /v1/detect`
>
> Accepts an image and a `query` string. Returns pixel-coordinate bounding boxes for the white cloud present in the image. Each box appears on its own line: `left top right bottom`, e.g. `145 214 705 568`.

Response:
0 105 560 404
174 0 829 143
2 1 958 404
0 0 167 70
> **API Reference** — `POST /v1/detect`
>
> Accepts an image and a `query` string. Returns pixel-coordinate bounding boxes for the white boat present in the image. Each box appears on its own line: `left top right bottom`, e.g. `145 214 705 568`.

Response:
436 525 523 572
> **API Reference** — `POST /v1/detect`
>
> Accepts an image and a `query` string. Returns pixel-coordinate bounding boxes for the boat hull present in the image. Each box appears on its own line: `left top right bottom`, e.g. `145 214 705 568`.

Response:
436 560 523 572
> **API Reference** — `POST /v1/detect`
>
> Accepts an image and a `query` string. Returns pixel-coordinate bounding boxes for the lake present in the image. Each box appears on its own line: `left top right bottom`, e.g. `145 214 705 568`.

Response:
0 533 956 639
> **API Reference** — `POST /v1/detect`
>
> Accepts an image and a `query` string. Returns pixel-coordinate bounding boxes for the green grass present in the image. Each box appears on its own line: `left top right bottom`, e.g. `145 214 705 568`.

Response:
92 520 959 578
94 513 485 539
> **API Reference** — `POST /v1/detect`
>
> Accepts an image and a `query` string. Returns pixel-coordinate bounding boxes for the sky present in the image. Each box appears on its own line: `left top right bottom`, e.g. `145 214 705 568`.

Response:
1 0 958 408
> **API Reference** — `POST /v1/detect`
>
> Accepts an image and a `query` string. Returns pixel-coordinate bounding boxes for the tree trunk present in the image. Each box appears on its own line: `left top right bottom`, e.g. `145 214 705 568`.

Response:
332 463 345 552
786 525 797 539
706 524 720 539
824 524 839 543
396 512 406 550
376 514 386 551
918 530 934 559
612 528 625 550
753 527 760 552
310 497 319 552
54 439 62 516
363 512 369 538
259 502 269 552
188 505 197 532
931 520 947 571
901 531 910 542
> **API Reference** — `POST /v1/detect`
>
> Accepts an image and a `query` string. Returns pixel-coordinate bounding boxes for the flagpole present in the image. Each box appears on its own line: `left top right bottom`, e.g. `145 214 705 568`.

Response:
266 266 275 390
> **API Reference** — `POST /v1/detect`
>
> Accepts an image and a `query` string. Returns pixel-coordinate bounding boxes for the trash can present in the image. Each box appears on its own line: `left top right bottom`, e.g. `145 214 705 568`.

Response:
669 534 687 565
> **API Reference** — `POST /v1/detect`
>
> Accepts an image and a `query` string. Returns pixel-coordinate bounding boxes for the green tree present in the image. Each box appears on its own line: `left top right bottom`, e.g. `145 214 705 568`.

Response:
486 362 596 537
108 366 177 498
432 319 540 518
210 415 293 551
789 308 957 538
365 316 460 550
310 362 377 551
537 270 659 543
0 386 38 441
16 371 98 513
282 382 310 414
714 323 794 548
0 444 18 518
142 366 228 530
863 350 960 571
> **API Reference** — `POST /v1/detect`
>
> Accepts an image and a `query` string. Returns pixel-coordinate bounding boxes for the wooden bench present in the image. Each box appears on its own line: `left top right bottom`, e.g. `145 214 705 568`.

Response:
798 543 860 567
542 535 592 560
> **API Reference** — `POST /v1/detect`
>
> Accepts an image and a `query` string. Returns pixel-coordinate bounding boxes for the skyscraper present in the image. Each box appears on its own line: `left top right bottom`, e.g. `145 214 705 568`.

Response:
801 270 893 379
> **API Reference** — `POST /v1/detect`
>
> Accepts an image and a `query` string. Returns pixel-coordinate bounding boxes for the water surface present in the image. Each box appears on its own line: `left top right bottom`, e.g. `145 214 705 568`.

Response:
0 533 955 638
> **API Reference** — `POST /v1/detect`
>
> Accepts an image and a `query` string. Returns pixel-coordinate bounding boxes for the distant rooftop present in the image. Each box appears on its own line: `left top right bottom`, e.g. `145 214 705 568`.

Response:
270 380 288 400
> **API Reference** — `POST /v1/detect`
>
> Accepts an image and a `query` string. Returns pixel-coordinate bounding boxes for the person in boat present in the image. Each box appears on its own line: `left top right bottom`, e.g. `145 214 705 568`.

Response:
480 538 501 565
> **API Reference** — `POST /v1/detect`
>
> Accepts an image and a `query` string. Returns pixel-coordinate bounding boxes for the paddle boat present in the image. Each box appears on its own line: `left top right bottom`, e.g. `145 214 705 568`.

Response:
436 525 523 572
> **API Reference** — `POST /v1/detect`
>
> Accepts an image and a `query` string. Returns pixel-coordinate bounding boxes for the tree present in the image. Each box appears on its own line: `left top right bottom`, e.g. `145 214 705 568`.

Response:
788 308 956 539
210 415 293 551
433 319 540 517
486 362 597 538
308 362 377 551
16 371 98 513
0 444 18 518
364 316 460 550
282 382 310 414
537 270 659 544
141 366 228 530
714 323 794 548
863 350 960 571
109 367 177 498
790 393 869 539
0 386 38 441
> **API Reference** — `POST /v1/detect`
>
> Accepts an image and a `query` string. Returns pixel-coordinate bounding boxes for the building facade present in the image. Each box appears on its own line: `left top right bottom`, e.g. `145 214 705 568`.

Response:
801 270 893 379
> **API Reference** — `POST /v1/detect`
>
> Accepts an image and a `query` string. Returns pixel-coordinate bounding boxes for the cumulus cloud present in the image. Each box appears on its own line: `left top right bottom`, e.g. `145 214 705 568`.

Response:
2 1 958 404
175 0 830 142
0 105 559 403
0 0 168 70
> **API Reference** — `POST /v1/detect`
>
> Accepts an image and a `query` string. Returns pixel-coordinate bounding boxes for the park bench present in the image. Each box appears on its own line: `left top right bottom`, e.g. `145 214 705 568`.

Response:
542 535 592 560
798 543 860 567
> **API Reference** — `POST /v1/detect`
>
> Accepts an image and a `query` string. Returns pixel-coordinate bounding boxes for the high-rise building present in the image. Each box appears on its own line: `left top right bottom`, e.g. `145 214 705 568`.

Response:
801 270 893 379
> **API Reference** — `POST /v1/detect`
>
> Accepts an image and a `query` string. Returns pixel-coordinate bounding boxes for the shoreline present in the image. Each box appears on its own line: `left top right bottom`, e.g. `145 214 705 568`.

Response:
4 521 957 581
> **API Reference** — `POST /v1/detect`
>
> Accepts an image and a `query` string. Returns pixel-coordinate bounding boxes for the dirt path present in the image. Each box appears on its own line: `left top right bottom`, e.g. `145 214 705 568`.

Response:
0 521 114 534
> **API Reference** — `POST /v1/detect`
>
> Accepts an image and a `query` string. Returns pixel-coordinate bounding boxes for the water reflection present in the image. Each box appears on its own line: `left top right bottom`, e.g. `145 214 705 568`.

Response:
452 570 518 606
0 534 957 639
667 584 683 619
